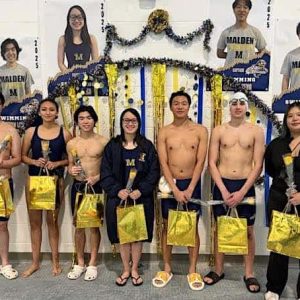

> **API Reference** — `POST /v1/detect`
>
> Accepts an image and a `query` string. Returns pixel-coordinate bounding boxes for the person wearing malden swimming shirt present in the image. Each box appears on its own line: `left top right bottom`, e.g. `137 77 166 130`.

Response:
281 22 300 92
217 0 266 67
0 38 34 106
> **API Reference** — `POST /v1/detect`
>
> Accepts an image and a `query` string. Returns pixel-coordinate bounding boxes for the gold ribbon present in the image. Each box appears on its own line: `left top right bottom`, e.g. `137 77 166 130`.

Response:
249 103 256 125
151 63 166 254
152 63 166 145
68 85 79 136
211 74 223 127
93 81 100 134
105 64 118 138
172 67 179 92
210 74 223 266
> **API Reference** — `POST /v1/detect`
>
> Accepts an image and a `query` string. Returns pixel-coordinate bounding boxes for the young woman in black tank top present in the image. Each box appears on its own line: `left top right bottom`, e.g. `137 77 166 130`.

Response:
57 5 99 72
21 99 72 278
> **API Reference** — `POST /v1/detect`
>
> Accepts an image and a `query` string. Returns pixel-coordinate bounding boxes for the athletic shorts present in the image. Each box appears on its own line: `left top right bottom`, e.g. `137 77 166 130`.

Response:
0 178 13 222
161 178 202 220
70 179 102 216
213 178 256 226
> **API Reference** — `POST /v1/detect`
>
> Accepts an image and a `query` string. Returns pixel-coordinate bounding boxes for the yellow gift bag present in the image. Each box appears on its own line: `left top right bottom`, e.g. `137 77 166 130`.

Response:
28 168 57 210
267 204 300 259
217 208 248 254
0 177 14 217
167 205 197 247
74 185 104 228
116 200 148 244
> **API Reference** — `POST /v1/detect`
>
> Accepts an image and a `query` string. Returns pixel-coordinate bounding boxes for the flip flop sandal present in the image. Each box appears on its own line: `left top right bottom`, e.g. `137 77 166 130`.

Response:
0 265 18 280
187 273 205 291
152 271 173 288
115 274 130 286
131 275 143 286
67 265 86 280
204 271 225 285
84 266 98 281
243 276 261 293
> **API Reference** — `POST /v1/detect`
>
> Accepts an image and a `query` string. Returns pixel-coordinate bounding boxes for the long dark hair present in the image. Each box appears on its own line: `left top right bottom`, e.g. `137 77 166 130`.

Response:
64 5 91 48
118 108 146 149
281 102 300 139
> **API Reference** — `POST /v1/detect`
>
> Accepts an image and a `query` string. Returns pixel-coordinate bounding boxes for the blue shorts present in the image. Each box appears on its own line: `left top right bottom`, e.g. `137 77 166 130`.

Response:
0 178 13 222
161 178 202 220
70 179 102 216
213 178 256 226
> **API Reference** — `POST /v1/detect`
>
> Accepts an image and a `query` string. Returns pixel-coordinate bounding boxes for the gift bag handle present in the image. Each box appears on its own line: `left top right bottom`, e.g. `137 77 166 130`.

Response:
283 202 299 217
84 183 96 195
176 203 189 212
38 166 50 176
119 198 136 208
226 207 239 218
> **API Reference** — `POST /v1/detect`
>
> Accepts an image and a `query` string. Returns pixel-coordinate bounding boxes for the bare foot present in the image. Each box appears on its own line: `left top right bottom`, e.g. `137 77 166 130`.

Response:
21 264 40 278
52 264 62 276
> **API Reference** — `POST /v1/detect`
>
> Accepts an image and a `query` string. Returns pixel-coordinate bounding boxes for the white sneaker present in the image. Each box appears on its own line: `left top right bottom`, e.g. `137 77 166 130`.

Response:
265 291 279 300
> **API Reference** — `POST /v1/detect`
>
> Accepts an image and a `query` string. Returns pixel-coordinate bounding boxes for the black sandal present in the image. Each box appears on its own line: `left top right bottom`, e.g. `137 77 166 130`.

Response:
131 275 143 286
203 271 225 285
243 276 261 293
115 274 130 286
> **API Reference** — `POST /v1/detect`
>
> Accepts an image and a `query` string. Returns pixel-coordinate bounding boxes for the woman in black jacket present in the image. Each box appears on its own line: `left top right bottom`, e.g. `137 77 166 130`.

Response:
100 108 160 287
264 102 300 300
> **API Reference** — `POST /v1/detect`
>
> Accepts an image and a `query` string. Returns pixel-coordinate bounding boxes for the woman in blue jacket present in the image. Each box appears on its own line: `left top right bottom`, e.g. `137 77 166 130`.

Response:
101 108 160 287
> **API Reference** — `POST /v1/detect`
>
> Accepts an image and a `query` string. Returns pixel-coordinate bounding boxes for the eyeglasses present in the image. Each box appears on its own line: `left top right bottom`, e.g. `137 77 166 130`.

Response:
69 15 83 21
122 118 138 125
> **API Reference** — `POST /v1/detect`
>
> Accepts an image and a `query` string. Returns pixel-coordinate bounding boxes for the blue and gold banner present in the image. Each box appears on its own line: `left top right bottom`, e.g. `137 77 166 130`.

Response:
272 88 300 113
1 92 43 133
220 53 270 92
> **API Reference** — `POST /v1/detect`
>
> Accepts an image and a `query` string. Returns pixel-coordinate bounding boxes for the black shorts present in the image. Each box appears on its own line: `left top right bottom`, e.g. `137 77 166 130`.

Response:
213 178 256 226
0 178 13 222
70 179 102 216
161 178 202 220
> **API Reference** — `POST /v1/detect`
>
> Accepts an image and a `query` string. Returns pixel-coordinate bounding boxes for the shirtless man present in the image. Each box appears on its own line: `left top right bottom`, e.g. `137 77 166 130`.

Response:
204 92 264 293
66 105 107 281
0 92 21 279
152 91 208 290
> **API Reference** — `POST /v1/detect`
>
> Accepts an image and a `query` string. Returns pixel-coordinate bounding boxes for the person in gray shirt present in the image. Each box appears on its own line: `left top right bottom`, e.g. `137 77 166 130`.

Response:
217 0 267 67
281 23 300 92
0 38 34 106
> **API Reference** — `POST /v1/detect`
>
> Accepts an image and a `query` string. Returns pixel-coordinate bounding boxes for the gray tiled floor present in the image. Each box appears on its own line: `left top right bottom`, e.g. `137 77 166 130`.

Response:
0 254 298 300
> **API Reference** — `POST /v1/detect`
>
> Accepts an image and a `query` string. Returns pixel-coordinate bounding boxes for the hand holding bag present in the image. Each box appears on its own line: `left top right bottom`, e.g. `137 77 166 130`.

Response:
217 208 248 255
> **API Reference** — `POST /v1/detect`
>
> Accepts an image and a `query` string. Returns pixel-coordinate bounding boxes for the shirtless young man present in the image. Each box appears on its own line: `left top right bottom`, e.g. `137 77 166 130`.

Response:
204 92 265 293
0 92 21 279
152 91 208 290
66 106 107 281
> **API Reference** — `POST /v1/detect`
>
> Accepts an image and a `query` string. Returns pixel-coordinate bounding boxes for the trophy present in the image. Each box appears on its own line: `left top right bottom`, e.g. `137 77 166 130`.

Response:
70 149 86 181
0 135 12 153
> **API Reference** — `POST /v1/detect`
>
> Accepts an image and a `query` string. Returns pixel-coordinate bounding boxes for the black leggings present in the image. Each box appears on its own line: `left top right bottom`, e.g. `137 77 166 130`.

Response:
266 250 300 297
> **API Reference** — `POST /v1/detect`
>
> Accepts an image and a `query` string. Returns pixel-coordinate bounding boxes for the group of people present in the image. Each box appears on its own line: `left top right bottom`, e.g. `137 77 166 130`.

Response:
0 88 299 300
